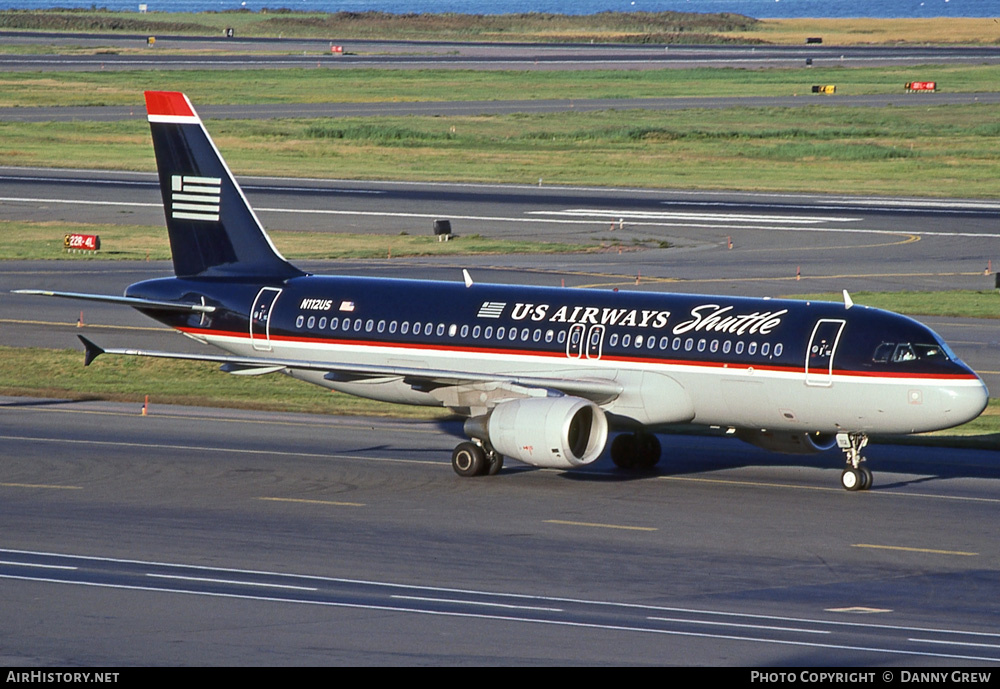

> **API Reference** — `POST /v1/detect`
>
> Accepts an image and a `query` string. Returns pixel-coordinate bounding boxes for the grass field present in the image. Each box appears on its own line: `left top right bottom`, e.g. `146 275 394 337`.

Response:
0 221 598 261
4 64 1000 108
4 101 1000 197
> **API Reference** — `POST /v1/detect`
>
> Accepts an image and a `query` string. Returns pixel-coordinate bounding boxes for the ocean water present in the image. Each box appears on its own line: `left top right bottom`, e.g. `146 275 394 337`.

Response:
0 0 996 19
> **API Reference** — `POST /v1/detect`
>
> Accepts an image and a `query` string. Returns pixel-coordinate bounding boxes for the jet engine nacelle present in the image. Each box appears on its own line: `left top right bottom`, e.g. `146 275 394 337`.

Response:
465 396 609 469
736 430 838 455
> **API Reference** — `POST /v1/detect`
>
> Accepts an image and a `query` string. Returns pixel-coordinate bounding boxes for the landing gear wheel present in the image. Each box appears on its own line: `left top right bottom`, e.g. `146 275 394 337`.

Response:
841 468 864 492
611 433 661 470
859 465 873 490
610 433 638 469
452 442 487 477
486 451 504 476
837 432 873 491
636 433 662 470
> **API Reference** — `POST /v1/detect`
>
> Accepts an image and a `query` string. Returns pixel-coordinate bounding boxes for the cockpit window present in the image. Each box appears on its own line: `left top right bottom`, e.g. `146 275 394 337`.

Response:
873 342 949 364
873 342 894 363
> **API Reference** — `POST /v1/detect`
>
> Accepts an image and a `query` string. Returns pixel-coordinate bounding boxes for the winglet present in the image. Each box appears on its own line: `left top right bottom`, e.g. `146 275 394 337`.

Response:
463 269 474 288
843 289 854 310
78 335 105 367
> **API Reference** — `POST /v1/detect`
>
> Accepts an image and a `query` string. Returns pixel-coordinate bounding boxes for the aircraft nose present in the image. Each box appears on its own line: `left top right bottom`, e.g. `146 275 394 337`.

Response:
941 375 989 426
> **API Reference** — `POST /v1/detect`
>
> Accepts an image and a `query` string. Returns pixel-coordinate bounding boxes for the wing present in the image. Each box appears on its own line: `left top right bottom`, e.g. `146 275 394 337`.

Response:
77 336 623 407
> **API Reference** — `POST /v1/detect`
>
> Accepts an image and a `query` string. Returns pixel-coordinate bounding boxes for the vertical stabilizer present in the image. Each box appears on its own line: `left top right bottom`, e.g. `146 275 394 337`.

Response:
144 91 303 280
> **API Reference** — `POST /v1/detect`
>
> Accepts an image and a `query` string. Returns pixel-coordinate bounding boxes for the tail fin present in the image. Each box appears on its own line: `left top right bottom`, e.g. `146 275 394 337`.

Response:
144 91 303 280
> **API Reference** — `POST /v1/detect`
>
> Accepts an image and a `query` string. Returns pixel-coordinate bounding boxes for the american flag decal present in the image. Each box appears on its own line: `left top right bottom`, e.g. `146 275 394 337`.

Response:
171 175 221 222
339 300 355 312
477 301 506 319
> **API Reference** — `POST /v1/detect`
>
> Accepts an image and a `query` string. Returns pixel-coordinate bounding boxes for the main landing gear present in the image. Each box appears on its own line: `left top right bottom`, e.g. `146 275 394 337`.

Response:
451 441 504 477
610 432 662 471
837 432 873 491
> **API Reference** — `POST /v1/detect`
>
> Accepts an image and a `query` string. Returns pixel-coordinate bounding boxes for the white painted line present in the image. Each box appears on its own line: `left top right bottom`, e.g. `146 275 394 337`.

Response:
390 594 563 612
145 573 318 591
0 560 76 571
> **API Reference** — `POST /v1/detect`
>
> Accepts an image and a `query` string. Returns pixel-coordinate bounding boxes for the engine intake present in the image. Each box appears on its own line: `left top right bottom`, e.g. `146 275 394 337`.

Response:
465 396 609 469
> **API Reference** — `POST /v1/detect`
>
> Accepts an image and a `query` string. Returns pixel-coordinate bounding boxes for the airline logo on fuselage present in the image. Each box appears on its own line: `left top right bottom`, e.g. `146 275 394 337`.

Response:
170 175 221 222
478 301 788 335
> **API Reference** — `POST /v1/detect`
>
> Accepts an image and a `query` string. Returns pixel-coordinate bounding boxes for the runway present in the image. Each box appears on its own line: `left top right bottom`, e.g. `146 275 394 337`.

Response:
2 396 1000 665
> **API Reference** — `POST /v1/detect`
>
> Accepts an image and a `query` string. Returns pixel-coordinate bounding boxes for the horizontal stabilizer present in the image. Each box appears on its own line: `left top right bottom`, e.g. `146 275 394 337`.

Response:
14 289 216 313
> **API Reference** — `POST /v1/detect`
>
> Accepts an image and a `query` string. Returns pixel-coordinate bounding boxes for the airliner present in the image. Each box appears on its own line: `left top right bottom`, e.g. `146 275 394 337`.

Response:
16 91 989 491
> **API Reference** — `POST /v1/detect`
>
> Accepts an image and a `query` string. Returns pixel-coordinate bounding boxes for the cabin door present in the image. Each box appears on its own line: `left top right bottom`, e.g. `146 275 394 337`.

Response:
250 287 283 352
805 319 846 387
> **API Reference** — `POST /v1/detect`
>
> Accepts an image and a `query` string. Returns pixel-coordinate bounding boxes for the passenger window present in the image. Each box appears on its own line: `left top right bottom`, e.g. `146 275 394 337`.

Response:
318 317 327 329
330 317 338 330
295 315 304 328
307 316 315 329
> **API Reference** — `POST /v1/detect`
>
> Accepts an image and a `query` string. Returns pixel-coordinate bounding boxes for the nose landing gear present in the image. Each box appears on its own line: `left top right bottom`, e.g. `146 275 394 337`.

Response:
837 433 872 491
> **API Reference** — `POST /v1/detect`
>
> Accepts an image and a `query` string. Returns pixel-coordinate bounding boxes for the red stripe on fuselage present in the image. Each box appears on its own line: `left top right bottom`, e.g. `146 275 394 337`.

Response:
178 326 980 382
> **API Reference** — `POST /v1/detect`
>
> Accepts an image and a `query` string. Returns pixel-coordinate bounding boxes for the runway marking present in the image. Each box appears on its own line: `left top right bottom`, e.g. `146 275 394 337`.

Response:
659 475 1000 504
853 543 979 557
532 208 858 225
734 234 921 253
544 519 657 532
258 496 365 507
0 559 76 570
575 270 986 290
911 638 1000 651
0 434 441 467
0 481 82 490
0 403 443 437
390 594 563 613
646 615 830 635
145 573 318 591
